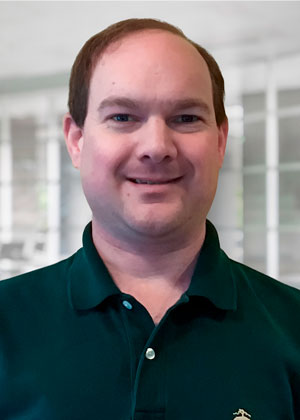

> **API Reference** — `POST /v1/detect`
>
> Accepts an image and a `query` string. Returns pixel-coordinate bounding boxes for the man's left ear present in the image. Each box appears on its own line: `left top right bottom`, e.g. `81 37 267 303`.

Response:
217 118 229 167
63 113 84 169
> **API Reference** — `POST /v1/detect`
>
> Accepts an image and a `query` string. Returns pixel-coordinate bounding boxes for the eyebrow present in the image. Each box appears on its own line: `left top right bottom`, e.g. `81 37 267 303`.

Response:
97 96 211 114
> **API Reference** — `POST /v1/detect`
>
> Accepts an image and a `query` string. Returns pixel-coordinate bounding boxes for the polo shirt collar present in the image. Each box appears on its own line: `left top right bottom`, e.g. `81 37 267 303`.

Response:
187 220 237 311
68 222 120 311
69 220 237 312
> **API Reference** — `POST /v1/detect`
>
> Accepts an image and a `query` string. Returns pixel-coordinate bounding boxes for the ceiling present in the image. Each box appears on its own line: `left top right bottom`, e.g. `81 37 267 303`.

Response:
1 1 300 82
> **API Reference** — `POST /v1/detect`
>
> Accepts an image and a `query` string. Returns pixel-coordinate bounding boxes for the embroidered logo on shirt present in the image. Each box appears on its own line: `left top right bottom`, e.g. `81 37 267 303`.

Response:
233 408 252 419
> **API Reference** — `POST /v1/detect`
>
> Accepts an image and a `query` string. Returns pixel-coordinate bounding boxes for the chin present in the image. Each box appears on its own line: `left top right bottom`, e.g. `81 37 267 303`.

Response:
125 199 198 237
126 212 187 239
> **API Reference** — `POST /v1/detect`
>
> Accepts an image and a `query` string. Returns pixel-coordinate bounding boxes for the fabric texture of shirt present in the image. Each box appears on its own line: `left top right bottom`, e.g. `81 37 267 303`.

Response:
0 220 299 420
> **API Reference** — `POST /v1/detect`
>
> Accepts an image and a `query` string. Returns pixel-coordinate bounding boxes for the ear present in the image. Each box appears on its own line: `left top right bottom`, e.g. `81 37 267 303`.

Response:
217 118 229 168
63 113 84 169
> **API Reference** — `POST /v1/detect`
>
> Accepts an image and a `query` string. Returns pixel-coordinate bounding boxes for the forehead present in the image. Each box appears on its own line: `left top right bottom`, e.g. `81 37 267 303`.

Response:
89 30 213 109
102 29 202 61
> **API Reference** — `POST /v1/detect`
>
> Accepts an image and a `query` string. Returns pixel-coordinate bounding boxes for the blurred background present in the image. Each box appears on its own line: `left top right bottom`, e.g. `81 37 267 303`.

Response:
0 1 300 287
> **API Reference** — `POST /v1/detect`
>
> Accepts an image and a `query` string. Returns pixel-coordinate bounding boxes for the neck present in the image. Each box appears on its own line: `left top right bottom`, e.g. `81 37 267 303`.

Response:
91 218 206 288
91 219 206 324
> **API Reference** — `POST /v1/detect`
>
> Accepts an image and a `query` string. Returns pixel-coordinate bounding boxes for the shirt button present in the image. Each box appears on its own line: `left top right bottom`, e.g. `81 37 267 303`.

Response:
145 347 156 360
122 300 133 310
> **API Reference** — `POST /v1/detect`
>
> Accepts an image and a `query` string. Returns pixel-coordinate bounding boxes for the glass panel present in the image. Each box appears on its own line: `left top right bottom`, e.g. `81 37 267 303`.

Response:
13 180 47 230
279 170 300 225
210 171 243 229
243 229 266 274
278 88 300 108
243 173 266 226
60 144 91 256
11 117 46 181
10 116 47 230
222 133 243 171
0 263 23 281
0 137 2 224
243 121 265 166
279 116 300 163
217 228 243 263
279 232 300 289
242 92 265 114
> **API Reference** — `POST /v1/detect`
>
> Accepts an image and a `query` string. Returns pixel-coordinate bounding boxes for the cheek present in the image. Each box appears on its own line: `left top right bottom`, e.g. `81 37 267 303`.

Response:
80 136 128 186
186 144 220 187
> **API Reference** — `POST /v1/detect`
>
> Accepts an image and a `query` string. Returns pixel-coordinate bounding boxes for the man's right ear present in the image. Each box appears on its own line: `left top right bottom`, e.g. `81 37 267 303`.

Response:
63 113 84 169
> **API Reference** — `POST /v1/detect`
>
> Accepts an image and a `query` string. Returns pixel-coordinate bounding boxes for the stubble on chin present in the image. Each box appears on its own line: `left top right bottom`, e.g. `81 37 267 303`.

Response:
123 203 190 240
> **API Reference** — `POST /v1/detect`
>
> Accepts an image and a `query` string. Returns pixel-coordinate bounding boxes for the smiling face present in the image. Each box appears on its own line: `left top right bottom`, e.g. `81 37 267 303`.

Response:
64 30 228 244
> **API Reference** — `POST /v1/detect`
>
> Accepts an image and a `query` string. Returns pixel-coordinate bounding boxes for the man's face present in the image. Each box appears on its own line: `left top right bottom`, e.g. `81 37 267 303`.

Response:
66 30 228 242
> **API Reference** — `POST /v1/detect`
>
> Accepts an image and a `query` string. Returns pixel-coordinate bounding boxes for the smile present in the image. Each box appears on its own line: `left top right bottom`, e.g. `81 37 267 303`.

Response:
128 177 182 185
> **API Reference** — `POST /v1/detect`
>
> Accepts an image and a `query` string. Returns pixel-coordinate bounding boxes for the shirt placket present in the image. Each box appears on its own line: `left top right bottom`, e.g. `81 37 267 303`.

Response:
119 293 168 419
120 293 189 420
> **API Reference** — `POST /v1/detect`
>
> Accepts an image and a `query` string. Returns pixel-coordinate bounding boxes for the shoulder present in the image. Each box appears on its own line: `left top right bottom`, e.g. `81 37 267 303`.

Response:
229 257 300 302
228 256 300 337
0 251 79 308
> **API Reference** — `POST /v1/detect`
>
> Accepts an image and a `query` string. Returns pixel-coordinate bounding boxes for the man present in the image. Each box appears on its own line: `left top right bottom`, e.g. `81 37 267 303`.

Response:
0 18 299 420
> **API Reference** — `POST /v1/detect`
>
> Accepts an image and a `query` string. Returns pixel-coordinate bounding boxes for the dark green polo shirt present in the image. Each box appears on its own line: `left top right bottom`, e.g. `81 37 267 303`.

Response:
0 220 299 420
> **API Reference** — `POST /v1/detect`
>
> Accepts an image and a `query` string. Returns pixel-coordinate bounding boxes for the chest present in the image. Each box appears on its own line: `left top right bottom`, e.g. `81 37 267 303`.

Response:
1 296 298 420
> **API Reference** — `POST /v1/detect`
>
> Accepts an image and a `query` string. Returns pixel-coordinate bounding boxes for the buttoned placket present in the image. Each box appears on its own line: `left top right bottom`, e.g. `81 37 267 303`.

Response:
119 293 190 420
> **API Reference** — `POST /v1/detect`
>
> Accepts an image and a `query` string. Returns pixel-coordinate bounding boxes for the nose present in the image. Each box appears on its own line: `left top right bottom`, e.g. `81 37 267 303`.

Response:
135 117 178 163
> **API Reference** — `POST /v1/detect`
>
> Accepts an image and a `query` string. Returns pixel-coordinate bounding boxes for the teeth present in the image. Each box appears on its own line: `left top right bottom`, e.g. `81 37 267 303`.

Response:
135 179 166 185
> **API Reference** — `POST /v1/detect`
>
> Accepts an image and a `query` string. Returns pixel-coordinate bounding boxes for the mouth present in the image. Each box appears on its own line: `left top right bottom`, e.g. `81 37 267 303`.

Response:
128 177 182 185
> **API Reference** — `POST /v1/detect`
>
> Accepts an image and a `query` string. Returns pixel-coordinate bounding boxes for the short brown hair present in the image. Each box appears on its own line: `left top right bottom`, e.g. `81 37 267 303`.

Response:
68 18 227 128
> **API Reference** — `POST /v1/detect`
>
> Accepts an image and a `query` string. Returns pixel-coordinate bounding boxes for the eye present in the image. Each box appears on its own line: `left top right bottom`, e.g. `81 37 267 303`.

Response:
175 115 200 123
110 114 134 122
